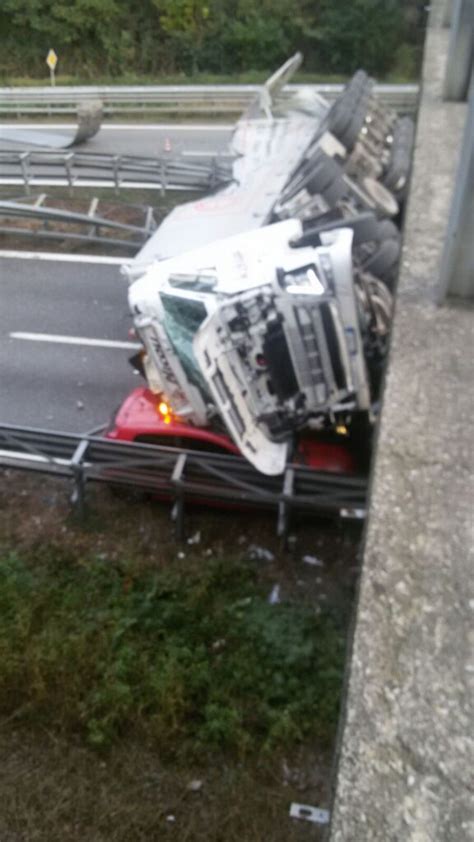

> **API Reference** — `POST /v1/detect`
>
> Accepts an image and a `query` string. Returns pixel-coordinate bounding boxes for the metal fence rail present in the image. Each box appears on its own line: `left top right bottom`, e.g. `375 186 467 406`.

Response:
0 150 232 193
0 83 419 117
0 195 157 251
0 424 367 539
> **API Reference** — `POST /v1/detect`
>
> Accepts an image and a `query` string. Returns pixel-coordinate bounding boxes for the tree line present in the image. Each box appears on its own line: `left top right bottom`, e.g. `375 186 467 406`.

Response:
0 0 425 81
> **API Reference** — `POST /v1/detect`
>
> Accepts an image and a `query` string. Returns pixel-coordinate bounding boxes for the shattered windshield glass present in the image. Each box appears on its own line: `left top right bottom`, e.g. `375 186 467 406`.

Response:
159 292 210 396
168 273 217 292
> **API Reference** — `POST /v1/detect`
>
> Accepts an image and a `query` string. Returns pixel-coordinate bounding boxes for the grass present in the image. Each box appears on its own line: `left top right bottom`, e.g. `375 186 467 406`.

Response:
0 473 359 840
0 546 344 756
3 70 350 87
2 54 420 89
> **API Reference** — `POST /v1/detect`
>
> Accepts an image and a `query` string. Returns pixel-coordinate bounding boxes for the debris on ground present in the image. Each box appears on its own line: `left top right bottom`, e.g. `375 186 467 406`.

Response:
268 584 281 604
248 545 275 562
289 802 330 824
302 554 324 567
187 530 201 545
187 779 203 792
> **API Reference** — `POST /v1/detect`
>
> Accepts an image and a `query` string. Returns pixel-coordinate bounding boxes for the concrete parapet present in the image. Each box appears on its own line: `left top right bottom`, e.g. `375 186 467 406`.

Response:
328 2 474 840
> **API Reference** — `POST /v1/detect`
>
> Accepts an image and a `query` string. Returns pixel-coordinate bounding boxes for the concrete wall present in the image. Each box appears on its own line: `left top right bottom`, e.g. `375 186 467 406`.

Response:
328 2 474 839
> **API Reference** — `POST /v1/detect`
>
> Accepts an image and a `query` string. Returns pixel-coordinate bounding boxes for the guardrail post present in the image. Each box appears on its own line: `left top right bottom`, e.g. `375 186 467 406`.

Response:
70 439 90 519
443 0 473 101
171 452 187 541
113 155 120 196
438 76 474 299
277 467 294 546
64 153 75 196
19 153 31 195
160 161 167 197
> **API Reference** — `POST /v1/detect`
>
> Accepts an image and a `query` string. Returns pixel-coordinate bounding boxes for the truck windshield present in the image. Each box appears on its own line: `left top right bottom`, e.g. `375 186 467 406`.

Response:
160 292 210 396
168 273 217 292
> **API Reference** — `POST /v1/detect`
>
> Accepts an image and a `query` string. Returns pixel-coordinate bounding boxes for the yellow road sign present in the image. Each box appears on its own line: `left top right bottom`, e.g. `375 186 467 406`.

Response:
46 49 58 71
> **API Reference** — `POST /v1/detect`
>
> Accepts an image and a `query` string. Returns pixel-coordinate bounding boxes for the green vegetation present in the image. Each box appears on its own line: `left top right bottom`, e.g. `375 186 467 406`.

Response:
0 0 425 83
0 547 344 755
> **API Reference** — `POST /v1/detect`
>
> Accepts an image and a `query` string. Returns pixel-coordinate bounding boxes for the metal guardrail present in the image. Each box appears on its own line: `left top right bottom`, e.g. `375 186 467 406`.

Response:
0 83 419 117
0 424 367 539
0 150 232 194
0 195 157 252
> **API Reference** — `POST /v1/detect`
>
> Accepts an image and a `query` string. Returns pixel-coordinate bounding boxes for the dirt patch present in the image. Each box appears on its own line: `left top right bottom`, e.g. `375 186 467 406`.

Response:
0 727 334 842
0 468 361 603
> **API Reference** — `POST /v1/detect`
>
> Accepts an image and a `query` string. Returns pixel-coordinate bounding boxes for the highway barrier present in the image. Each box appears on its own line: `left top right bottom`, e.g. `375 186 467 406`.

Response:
0 424 367 540
0 150 232 193
0 83 419 118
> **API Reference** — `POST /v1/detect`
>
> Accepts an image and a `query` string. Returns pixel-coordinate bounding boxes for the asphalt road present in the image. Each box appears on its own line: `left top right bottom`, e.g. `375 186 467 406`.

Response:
0 123 234 159
0 255 140 432
0 122 235 434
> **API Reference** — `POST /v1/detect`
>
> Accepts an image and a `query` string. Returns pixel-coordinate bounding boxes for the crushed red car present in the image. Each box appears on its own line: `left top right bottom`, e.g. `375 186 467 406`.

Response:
105 387 358 475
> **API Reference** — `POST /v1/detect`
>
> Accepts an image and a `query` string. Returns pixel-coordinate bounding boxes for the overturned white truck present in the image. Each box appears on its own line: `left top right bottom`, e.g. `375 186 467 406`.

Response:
124 55 413 475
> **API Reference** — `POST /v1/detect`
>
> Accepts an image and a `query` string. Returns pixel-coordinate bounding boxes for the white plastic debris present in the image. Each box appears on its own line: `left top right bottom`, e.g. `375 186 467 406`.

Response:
248 544 275 562
177 551 186 560
268 584 281 604
187 530 201 545
302 554 324 567
166 814 176 823
340 507 366 520
289 803 330 824
187 779 203 792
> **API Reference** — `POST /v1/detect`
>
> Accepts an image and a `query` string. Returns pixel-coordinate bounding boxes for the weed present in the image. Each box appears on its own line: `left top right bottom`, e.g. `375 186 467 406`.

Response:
0 548 344 756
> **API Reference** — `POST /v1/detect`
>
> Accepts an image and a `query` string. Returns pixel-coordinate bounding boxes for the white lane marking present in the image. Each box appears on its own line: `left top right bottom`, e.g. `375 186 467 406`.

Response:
183 150 234 157
0 250 129 264
10 332 140 350
0 178 196 190
0 123 233 131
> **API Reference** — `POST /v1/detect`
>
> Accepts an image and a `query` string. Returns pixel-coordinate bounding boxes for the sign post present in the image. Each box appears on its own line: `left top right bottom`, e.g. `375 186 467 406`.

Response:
46 49 58 86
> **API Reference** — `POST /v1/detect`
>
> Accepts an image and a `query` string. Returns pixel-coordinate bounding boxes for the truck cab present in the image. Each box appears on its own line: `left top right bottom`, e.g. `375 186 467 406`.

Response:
128 220 371 475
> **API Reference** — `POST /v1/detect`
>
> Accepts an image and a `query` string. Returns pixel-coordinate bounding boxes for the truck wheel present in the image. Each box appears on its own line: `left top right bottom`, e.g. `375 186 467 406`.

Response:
322 174 347 205
362 238 400 286
327 99 354 138
383 116 415 195
348 213 381 245
326 70 372 148
338 99 369 151
376 219 400 242
362 176 399 217
306 152 344 196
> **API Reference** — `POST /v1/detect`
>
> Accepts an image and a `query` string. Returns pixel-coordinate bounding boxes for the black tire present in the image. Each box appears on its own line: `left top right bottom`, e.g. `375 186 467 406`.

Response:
361 237 400 284
362 176 399 217
376 219 400 242
281 149 340 202
304 153 344 203
327 99 355 138
322 175 347 205
383 116 415 195
306 151 342 193
348 213 381 245
326 70 373 148
338 99 369 151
